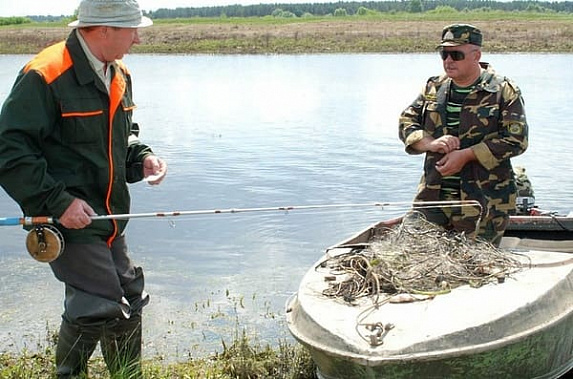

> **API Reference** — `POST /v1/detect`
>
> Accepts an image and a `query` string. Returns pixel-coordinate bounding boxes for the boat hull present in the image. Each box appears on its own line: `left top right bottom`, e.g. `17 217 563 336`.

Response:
288 293 573 379
286 216 573 379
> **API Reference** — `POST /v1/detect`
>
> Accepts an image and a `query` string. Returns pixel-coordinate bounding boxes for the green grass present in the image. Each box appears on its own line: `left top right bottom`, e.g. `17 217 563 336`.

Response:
0 291 316 378
3 9 573 28
0 327 315 379
0 341 315 378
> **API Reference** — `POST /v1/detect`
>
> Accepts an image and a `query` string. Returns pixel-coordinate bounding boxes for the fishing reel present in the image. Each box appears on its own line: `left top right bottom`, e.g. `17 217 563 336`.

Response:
25 224 64 263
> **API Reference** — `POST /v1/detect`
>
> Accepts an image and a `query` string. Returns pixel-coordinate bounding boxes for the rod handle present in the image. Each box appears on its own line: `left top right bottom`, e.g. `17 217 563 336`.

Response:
0 217 54 226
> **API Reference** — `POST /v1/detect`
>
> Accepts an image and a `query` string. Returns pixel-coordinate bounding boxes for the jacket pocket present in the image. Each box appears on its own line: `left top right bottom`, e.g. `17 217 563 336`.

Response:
60 99 105 144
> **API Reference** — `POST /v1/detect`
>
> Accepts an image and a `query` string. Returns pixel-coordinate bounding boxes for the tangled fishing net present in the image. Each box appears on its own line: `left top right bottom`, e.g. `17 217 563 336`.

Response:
320 213 523 303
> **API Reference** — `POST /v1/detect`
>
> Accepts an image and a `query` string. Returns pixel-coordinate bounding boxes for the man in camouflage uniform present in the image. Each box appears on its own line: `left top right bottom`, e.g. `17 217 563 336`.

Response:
398 24 528 246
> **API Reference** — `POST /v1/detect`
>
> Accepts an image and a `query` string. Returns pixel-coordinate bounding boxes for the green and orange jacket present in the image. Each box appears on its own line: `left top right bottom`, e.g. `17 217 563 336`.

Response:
0 31 153 244
398 62 528 220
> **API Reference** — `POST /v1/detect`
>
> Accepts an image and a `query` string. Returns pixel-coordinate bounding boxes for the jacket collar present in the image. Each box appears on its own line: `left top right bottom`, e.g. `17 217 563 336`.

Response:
65 30 107 93
433 62 504 94
476 62 505 93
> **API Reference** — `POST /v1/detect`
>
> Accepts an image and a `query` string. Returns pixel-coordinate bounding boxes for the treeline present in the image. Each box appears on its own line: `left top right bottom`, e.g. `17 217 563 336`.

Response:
1 15 72 24
0 16 31 26
5 0 573 24
146 0 573 18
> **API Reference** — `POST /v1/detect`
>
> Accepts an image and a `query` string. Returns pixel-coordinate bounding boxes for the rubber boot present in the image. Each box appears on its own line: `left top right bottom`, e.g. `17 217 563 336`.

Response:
101 314 143 379
55 319 101 378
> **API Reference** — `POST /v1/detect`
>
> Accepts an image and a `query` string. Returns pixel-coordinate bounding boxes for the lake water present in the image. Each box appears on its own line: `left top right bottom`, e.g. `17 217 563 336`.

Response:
1 53 572 359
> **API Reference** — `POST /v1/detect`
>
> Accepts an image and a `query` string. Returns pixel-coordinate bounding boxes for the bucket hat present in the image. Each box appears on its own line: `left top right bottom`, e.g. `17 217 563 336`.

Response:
68 0 153 28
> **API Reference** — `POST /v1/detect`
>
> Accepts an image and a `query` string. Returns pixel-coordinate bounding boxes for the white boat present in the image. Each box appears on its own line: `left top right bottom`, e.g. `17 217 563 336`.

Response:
286 208 573 379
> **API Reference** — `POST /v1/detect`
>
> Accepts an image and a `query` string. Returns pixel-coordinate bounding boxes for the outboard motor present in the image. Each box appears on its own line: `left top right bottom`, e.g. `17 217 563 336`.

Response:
514 166 535 215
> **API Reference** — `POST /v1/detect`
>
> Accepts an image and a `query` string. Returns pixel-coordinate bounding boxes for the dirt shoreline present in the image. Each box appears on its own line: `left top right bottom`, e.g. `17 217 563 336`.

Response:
1 19 572 54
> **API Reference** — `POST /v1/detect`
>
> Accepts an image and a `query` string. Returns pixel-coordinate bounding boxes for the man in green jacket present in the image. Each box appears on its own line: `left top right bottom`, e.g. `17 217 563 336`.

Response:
0 0 167 377
399 24 528 246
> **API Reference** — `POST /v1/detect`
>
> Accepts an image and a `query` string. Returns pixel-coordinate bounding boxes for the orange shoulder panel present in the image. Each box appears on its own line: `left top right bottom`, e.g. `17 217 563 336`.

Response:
23 41 73 85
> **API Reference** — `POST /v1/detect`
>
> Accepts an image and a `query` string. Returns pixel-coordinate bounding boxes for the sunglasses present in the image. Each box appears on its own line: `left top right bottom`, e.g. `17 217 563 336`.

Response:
439 49 466 61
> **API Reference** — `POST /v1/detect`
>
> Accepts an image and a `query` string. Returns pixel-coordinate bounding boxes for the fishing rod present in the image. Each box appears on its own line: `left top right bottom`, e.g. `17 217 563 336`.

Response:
0 216 55 226
2 200 483 264
0 200 483 225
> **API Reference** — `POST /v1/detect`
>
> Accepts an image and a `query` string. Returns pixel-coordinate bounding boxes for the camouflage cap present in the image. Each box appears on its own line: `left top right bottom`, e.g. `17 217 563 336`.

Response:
438 24 482 47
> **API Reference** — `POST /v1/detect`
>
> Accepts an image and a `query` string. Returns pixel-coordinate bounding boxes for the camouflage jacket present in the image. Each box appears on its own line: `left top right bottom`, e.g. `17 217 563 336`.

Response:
398 62 528 218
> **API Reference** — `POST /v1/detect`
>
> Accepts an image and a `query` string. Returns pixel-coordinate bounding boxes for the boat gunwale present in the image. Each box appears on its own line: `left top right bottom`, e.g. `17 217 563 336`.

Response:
327 215 573 249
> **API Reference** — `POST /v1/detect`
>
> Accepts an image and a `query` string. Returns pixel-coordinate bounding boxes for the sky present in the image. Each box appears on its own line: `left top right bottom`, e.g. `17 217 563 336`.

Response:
0 0 333 17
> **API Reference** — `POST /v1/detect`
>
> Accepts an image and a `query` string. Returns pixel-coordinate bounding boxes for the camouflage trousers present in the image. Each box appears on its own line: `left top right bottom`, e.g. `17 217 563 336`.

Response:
418 192 509 247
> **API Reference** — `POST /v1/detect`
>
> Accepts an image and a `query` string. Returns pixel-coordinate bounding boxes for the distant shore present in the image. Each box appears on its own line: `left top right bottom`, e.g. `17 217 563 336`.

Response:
1 18 572 54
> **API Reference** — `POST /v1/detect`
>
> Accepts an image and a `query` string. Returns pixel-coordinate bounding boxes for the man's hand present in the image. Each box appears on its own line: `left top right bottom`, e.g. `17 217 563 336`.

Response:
58 198 95 229
429 135 460 154
143 155 167 185
412 135 460 154
435 148 476 176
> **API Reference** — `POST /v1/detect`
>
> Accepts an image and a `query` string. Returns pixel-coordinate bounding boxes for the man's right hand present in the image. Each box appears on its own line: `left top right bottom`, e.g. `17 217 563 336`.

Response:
58 198 95 229
414 135 460 154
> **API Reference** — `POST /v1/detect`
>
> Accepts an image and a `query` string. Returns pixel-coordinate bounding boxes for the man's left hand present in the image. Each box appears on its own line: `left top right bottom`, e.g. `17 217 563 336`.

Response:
143 155 167 185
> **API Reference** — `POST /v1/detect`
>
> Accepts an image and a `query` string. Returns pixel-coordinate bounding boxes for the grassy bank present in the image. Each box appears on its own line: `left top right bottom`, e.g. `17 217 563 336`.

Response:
0 330 316 378
1 11 573 54
0 291 315 378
